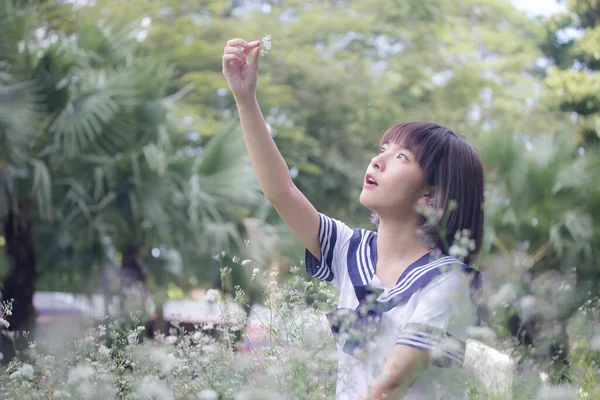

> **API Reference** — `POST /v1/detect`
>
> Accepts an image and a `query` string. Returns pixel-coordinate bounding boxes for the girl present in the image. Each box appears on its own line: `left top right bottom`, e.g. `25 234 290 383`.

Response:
222 38 484 400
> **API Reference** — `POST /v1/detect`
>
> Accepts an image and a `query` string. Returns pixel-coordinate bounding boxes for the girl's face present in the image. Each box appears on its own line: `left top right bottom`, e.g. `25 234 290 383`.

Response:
359 142 430 219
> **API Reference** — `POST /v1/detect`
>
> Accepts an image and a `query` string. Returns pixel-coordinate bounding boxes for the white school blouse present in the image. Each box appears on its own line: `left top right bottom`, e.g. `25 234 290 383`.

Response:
305 213 479 400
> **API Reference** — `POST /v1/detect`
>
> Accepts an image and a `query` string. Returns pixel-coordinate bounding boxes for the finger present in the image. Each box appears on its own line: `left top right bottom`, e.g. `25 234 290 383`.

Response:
227 38 249 48
243 41 261 54
222 54 243 69
249 45 260 69
224 46 246 61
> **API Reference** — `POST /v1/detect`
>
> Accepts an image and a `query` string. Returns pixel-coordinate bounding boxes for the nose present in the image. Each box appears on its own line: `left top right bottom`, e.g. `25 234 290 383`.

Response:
371 154 385 171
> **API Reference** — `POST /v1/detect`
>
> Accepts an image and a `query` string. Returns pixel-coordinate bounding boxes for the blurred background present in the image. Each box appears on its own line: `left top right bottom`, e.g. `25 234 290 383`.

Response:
1 0 599 386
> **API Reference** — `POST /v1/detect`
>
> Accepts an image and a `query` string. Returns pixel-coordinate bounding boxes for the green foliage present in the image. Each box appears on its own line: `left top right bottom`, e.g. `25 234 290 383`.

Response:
0 1 265 296
80 0 545 227
541 0 600 144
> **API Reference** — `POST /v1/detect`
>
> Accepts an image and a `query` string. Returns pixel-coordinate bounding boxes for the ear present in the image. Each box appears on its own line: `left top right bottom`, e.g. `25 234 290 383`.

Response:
420 186 435 206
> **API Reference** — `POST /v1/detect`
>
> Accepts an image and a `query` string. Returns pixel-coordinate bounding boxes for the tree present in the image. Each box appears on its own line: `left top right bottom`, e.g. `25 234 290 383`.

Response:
541 0 600 146
0 1 265 354
81 0 544 229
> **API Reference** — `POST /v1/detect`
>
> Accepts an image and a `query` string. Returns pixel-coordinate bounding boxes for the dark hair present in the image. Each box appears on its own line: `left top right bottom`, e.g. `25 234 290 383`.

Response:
377 121 485 265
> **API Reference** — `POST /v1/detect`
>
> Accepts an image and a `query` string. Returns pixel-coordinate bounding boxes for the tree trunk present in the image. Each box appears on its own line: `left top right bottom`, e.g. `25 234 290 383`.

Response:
2 201 37 331
1 200 37 362
118 243 153 335
119 243 148 289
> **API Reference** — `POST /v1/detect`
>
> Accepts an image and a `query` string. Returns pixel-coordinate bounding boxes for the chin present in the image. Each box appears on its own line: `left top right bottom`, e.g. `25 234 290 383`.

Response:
359 191 377 211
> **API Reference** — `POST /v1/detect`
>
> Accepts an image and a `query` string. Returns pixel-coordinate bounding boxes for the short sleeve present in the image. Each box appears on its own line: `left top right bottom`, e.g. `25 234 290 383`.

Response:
395 271 475 368
304 213 353 287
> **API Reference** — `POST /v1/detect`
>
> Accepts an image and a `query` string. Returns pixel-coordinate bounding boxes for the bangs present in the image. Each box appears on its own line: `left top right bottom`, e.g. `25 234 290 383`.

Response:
380 121 454 185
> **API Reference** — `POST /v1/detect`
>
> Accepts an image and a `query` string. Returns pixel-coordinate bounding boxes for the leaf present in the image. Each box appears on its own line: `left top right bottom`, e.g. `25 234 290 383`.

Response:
28 158 52 221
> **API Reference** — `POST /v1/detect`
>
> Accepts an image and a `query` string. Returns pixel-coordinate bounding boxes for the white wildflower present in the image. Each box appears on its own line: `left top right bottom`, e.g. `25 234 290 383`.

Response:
192 331 203 340
251 268 260 281
197 389 219 400
20 363 34 379
150 348 179 375
241 259 252 266
165 335 178 345
0 318 9 329
67 365 95 385
519 295 537 320
205 289 220 304
578 387 589 398
9 370 21 379
488 283 517 309
260 34 272 56
98 345 110 356
203 344 216 354
448 243 469 260
128 333 138 344
136 378 174 400
202 322 214 331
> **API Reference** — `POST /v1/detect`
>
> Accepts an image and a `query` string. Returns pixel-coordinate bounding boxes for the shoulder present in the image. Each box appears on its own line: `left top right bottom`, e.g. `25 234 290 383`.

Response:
318 213 375 249
418 262 474 304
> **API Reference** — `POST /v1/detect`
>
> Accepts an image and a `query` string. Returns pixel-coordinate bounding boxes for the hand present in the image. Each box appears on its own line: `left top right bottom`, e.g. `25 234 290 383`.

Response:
222 38 261 103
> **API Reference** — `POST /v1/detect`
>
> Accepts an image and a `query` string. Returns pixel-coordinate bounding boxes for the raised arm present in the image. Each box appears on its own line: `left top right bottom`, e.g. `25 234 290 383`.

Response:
222 38 321 260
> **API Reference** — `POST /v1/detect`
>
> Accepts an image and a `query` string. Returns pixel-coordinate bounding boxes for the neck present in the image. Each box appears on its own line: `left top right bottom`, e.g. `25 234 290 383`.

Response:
376 216 430 269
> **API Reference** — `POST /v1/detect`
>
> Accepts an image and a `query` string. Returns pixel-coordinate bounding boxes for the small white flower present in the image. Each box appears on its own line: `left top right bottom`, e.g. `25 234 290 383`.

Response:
20 363 34 379
260 34 272 56
197 389 219 400
136 378 174 400
241 259 252 266
192 331 203 340
98 345 110 356
578 387 589 399
0 317 9 329
165 335 178 345
67 365 95 384
9 370 21 379
448 243 469 260
251 268 260 281
488 283 517 309
149 349 179 374
203 344 216 354
202 323 215 331
205 289 220 304
127 333 138 344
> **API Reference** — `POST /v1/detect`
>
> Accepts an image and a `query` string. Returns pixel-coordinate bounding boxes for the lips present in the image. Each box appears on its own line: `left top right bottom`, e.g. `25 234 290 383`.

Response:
365 173 378 187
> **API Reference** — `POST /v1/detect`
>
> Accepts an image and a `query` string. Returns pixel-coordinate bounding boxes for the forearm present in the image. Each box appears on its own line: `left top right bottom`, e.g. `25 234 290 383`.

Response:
236 97 294 201
361 375 408 400
361 346 428 400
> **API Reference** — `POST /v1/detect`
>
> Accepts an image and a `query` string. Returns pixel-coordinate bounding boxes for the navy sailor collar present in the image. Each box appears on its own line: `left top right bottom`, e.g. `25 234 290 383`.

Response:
346 228 479 305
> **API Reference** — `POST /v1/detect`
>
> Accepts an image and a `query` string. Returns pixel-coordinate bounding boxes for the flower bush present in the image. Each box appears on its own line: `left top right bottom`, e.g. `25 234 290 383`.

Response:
0 253 599 399
0 262 339 399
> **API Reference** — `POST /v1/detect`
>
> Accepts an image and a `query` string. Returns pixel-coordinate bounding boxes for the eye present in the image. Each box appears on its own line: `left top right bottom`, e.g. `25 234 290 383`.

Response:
379 146 386 154
397 153 408 161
